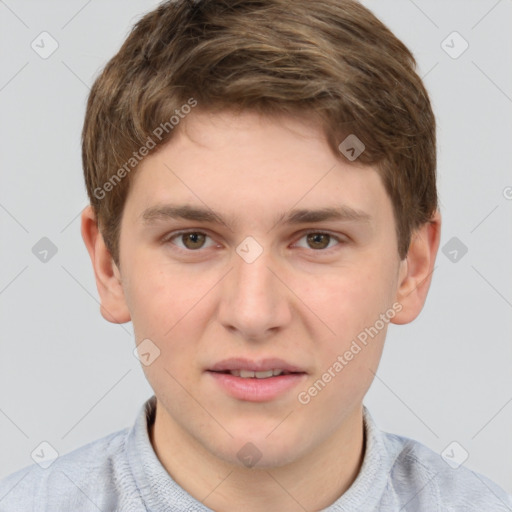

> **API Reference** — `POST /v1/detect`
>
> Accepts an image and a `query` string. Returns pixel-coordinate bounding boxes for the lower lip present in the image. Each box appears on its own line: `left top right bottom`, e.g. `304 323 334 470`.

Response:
206 371 307 402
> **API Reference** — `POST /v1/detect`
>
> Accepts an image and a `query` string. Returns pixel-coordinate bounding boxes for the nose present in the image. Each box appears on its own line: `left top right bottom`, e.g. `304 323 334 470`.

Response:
217 246 293 342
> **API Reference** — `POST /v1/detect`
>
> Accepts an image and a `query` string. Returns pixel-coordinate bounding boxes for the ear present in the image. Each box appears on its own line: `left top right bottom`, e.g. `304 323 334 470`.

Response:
391 210 441 325
80 205 131 324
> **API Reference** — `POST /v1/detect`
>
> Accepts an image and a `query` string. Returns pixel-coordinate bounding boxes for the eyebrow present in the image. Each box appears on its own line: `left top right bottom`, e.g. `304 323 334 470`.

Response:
140 204 372 230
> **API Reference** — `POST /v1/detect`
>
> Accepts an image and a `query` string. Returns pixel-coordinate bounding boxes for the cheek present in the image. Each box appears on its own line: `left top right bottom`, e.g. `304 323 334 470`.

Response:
303 261 395 339
127 265 208 392
297 254 397 392
124 258 206 344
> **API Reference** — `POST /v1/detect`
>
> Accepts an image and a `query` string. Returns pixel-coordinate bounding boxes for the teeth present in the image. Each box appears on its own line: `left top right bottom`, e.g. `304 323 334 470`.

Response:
228 369 285 378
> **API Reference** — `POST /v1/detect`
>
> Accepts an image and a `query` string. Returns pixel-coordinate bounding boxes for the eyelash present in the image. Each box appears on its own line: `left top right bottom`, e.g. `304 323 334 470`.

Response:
162 229 347 253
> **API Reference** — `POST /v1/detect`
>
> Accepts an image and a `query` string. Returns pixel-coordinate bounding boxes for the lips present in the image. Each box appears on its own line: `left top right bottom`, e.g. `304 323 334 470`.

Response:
208 357 306 375
206 357 308 401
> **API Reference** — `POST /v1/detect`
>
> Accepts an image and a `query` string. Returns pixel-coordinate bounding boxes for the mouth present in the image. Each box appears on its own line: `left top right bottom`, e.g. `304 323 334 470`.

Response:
210 368 300 378
206 358 308 402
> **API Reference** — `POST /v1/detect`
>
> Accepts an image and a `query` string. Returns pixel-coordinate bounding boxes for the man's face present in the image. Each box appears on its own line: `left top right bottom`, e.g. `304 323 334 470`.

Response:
117 110 405 467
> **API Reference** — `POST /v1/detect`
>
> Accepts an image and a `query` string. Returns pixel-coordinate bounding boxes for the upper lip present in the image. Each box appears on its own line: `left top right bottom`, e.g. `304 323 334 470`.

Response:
208 357 306 373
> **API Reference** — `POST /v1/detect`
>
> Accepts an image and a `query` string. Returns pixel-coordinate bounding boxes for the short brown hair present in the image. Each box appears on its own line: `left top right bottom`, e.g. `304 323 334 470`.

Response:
82 0 437 266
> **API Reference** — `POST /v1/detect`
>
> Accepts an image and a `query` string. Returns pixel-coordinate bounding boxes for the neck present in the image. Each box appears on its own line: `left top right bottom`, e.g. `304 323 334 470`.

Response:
150 403 365 512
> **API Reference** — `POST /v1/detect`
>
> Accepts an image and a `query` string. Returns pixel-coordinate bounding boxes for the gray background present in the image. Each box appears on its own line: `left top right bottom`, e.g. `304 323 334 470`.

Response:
1 0 511 495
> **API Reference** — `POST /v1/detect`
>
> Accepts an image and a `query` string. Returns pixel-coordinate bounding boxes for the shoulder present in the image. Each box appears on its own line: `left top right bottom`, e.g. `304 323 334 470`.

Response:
382 431 512 511
0 427 138 512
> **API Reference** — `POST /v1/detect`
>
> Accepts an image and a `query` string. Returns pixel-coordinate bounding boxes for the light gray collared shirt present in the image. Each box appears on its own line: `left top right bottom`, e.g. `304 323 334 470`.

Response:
1 395 511 511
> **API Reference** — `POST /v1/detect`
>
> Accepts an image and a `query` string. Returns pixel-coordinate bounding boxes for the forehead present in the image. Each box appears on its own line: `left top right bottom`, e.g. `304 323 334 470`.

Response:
124 110 392 229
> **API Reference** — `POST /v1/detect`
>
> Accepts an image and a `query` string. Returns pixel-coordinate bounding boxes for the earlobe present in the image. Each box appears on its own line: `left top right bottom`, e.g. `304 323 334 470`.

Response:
391 210 441 325
80 205 131 324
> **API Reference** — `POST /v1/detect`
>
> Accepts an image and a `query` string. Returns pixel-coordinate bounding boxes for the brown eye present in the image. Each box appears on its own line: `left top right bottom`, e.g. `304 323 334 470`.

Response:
306 233 331 250
165 230 217 252
181 232 207 250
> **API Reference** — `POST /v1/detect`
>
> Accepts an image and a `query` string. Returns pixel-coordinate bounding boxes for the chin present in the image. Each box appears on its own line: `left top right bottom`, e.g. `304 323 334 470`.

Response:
210 433 306 470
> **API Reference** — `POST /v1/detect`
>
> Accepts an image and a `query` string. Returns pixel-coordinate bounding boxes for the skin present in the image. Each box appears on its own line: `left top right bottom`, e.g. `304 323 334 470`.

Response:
82 110 441 512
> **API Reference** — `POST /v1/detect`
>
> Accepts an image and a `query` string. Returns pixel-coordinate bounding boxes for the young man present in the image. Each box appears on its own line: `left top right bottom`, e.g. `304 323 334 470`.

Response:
1 0 510 510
